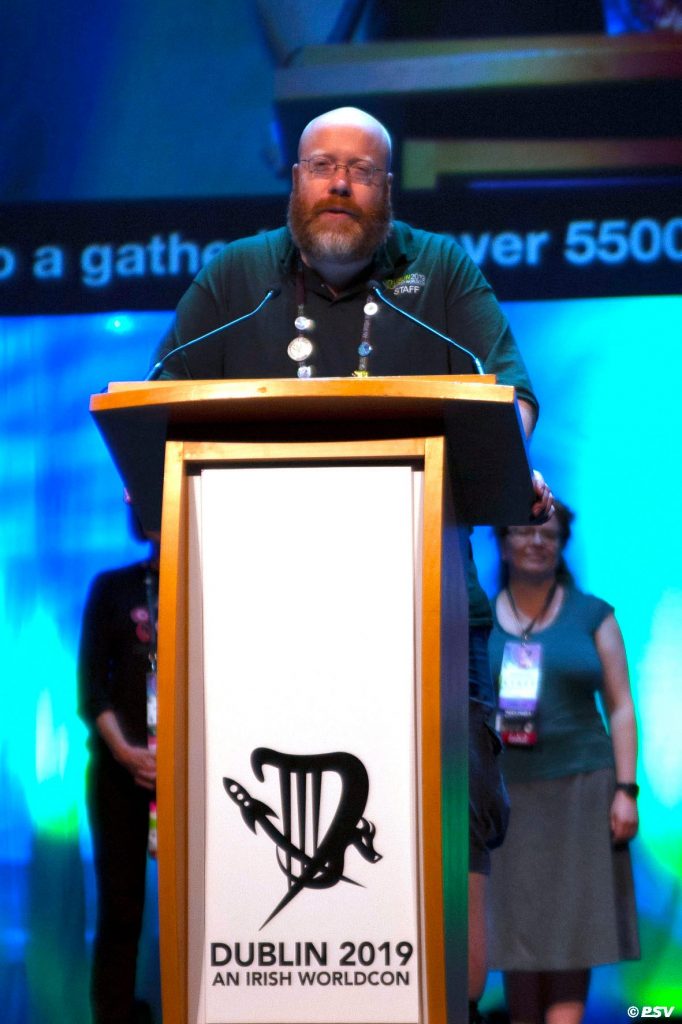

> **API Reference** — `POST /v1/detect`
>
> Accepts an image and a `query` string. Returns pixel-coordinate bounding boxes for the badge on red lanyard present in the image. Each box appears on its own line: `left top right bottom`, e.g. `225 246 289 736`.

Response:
496 641 542 746
496 582 557 747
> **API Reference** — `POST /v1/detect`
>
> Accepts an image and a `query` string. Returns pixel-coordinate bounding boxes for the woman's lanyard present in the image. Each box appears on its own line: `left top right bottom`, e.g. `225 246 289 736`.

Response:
497 583 557 747
505 581 558 643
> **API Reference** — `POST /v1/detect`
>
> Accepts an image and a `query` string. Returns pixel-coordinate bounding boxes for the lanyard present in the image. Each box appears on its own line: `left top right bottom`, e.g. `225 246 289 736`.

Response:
287 261 378 377
143 568 158 672
505 581 558 643
143 565 160 858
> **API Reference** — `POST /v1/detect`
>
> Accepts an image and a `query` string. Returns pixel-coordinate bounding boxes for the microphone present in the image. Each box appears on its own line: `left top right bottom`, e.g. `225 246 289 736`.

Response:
145 286 282 381
367 280 485 375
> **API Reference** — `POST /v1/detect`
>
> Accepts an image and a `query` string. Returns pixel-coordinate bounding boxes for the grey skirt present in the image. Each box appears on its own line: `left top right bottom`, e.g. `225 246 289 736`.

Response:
487 766 640 971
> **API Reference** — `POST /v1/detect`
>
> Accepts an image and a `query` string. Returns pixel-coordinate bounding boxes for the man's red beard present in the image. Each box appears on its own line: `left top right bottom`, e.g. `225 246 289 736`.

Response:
287 185 392 265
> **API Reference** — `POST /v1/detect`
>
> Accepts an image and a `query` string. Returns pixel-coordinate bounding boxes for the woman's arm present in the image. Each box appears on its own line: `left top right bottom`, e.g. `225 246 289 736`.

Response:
595 613 639 843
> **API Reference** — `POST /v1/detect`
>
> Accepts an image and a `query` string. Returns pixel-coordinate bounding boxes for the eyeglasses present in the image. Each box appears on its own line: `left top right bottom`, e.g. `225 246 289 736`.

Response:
300 156 386 186
506 526 562 545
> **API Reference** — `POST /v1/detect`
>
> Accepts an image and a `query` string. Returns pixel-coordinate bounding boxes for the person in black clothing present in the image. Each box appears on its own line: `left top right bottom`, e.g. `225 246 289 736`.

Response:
78 505 159 1024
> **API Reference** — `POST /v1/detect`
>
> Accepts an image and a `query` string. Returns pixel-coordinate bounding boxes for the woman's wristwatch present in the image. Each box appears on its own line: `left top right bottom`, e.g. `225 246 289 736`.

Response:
615 781 639 799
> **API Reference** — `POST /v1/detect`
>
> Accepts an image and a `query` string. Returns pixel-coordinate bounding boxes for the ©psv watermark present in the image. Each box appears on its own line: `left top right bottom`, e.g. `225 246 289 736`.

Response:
628 1008 676 1019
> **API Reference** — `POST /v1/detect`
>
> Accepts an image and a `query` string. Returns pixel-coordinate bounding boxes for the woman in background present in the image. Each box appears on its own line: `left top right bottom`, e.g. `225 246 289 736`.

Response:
487 501 639 1024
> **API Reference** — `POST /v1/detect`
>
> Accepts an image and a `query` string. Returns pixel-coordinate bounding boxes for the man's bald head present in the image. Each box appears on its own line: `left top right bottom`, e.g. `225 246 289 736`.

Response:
297 107 392 170
289 106 393 282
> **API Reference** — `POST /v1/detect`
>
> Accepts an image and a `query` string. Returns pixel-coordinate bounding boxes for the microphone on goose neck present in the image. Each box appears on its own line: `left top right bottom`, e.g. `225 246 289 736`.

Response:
367 280 485 375
145 286 282 381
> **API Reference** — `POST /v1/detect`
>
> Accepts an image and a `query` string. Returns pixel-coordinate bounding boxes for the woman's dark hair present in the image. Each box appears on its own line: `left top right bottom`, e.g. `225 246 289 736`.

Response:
495 498 576 589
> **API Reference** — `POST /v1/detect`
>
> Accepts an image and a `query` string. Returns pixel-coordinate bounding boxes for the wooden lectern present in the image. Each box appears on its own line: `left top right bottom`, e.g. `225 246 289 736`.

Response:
90 376 533 1024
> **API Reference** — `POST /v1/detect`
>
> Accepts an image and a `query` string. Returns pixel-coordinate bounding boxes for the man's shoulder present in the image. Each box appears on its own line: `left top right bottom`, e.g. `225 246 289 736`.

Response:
389 219 466 266
392 219 461 249
208 225 291 266
194 226 292 292
230 224 290 251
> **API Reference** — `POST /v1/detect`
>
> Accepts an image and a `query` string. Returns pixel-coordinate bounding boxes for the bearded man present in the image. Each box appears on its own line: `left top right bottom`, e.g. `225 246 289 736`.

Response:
150 106 552 1024
152 106 542 413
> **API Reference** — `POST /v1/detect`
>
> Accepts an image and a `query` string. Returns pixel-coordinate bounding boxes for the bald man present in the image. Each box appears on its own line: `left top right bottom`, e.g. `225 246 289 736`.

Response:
151 107 551 1023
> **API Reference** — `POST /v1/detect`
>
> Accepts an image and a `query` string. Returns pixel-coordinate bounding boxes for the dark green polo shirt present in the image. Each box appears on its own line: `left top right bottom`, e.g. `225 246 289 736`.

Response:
152 221 538 632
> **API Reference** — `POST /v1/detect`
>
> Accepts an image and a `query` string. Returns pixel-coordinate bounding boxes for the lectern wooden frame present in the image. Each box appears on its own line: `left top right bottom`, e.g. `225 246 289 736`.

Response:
90 376 533 1024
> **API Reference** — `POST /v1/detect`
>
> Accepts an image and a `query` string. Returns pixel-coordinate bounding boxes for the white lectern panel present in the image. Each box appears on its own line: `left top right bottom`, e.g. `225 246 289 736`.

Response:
188 464 422 1024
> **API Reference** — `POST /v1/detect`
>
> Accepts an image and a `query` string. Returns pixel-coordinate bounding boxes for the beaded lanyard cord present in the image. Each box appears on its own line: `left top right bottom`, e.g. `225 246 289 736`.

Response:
286 263 379 378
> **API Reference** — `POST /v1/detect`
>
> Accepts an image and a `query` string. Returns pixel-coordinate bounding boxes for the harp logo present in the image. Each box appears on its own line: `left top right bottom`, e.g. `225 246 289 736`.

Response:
223 748 382 929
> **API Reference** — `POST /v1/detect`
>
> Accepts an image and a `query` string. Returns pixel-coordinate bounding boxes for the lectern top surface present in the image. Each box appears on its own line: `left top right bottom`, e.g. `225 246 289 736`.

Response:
93 375 503 412
89 374 533 530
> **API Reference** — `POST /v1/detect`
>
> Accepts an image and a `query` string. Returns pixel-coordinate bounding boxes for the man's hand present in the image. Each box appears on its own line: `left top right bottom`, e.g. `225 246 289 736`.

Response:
530 469 554 523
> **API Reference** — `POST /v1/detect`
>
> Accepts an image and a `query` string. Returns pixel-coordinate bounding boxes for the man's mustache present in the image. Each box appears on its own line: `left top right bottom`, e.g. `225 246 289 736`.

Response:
307 200 363 220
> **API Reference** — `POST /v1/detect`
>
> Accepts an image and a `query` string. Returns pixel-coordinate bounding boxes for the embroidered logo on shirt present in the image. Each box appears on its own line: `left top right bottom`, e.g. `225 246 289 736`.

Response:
383 272 426 296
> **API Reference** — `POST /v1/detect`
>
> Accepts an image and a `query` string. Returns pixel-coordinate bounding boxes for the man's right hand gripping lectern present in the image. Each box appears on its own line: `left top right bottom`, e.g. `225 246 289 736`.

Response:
90 375 534 1024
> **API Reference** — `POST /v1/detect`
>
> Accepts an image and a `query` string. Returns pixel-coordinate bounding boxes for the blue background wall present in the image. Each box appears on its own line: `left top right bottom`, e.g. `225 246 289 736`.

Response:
2 295 680 1022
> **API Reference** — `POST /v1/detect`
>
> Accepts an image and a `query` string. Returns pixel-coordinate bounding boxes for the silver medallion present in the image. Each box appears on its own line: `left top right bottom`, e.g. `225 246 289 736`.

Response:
287 336 314 363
